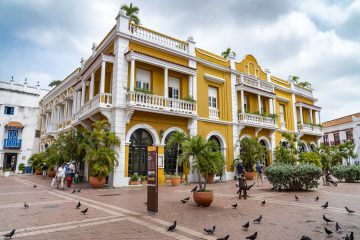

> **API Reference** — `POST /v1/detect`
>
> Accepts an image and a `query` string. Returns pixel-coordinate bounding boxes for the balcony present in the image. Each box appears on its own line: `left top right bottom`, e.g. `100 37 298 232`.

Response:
239 113 277 129
129 23 189 54
294 85 313 98
126 91 196 117
236 74 274 93
209 107 219 120
4 139 22 149
297 124 322 136
75 93 113 120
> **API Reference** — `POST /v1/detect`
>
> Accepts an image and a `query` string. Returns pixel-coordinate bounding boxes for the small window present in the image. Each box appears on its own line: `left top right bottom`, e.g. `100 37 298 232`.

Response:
4 106 14 115
208 87 217 109
136 68 151 90
279 104 285 123
35 130 40 138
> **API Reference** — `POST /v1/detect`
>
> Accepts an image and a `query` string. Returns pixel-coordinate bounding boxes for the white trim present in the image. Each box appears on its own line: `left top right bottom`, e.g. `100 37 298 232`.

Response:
276 96 289 103
309 141 317 149
236 85 275 98
258 136 271 150
125 123 160 145
160 127 185 145
299 140 309 151
204 73 225 84
239 134 251 141
206 131 227 149
195 48 227 62
295 102 321 111
197 117 233 125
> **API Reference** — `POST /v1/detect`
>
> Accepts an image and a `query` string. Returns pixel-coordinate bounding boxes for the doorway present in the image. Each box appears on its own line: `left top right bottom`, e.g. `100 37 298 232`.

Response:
4 153 17 171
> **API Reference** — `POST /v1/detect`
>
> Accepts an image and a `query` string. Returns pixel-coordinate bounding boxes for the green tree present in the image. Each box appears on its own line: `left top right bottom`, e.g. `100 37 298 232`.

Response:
221 48 236 59
339 141 358 165
84 120 120 178
274 145 293 164
179 135 224 191
298 151 322 168
166 131 187 176
282 132 299 163
238 137 267 171
48 80 62 88
121 3 140 24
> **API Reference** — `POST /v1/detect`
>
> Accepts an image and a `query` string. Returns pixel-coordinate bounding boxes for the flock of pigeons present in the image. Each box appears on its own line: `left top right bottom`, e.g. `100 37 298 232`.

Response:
2 185 87 239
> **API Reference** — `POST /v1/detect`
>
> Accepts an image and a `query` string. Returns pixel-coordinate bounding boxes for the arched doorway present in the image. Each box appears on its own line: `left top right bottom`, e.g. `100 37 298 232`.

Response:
298 141 307 153
259 139 269 167
310 143 316 152
209 135 221 151
207 134 225 179
128 129 153 176
164 132 183 175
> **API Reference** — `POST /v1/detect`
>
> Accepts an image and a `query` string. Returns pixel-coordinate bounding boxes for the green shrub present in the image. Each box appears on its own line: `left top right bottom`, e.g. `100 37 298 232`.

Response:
130 174 139 182
274 146 294 164
264 164 322 190
331 165 360 183
299 152 322 168
18 163 26 172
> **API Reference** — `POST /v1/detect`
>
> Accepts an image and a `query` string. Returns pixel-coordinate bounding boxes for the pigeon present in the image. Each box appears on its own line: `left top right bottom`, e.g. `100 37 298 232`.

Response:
295 195 299 201
191 186 198 193
184 197 190 201
77 189 82 193
232 203 237 208
253 215 262 223
247 182 255 190
33 185 37 188
242 221 250 230
345 207 355 214
323 214 333 224
246 231 258 240
301 236 312 240
3 229 15 239
167 221 177 231
322 202 329 209
204 226 216 234
315 196 319 201
71 188 76 194
75 201 81 209
217 235 229 240
261 200 266 206
24 202 29 208
344 234 350 240
81 208 88 215
325 227 333 236
335 222 342 233
180 200 187 204
349 232 354 240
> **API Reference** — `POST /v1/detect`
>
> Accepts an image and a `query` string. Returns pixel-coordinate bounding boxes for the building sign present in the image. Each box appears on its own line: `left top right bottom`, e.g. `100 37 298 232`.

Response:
147 146 158 213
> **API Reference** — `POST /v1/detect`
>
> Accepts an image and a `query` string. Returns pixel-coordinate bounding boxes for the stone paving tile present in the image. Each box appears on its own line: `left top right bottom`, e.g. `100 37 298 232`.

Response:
1 175 359 240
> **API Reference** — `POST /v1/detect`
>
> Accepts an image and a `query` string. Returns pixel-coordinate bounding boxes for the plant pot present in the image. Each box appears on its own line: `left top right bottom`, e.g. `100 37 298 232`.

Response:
89 176 106 188
35 170 42 175
206 174 215 184
245 172 255 180
289 182 302 191
170 176 181 186
130 181 140 185
48 170 56 177
193 191 214 207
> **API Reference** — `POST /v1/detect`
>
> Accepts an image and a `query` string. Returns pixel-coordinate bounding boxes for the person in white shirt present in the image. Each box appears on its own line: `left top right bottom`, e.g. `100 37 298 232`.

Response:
56 164 65 190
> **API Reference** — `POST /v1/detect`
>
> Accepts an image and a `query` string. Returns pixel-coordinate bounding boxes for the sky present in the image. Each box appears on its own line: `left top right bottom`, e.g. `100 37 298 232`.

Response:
0 0 359 121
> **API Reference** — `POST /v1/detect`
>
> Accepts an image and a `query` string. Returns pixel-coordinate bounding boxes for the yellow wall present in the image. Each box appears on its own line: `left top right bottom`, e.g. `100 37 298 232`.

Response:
195 48 230 67
236 55 267 81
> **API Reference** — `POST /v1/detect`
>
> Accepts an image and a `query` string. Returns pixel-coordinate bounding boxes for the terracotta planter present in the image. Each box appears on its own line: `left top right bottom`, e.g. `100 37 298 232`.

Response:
245 171 255 180
170 176 181 186
130 181 140 185
48 170 56 177
35 170 42 175
193 191 214 207
206 174 215 184
89 176 106 188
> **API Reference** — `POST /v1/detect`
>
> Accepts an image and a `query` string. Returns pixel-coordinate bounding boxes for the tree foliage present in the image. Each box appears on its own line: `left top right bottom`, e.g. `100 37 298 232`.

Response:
48 80 62 88
121 3 140 24
166 131 187 176
221 48 236 59
298 151 322 168
237 137 267 172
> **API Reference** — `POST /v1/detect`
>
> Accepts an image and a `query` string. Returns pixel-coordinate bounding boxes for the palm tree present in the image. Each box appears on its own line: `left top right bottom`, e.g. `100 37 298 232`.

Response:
221 48 236 59
48 80 62 88
166 131 187 176
121 3 140 25
179 135 224 191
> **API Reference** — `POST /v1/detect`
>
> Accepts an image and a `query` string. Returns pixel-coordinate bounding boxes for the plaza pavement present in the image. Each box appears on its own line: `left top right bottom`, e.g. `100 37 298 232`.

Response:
0 175 359 239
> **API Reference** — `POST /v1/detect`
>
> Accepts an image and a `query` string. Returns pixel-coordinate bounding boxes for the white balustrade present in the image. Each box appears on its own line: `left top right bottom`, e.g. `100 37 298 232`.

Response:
209 107 219 120
294 85 313 98
297 124 322 134
129 23 188 53
238 113 276 128
236 74 274 93
127 91 196 115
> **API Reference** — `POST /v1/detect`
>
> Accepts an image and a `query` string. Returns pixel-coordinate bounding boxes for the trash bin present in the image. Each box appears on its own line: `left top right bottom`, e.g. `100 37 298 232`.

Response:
25 166 33 174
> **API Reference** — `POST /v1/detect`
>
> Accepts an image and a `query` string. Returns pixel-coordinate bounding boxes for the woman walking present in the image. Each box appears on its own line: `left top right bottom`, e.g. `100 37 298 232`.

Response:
56 164 65 190
255 161 264 187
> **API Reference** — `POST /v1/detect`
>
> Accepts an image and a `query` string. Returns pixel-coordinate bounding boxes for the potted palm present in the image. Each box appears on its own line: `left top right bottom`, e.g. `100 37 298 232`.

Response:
166 131 187 186
179 135 224 207
239 138 267 180
130 174 140 185
29 152 46 175
84 120 120 188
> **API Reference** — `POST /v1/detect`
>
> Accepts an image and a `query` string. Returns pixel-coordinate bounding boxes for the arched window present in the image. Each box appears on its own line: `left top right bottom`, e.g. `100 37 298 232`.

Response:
259 140 269 166
128 129 153 176
164 132 183 175
298 142 306 153
209 135 221 152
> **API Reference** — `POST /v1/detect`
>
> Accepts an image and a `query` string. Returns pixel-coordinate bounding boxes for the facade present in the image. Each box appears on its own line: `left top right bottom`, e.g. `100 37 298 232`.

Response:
0 78 49 171
39 10 323 186
321 113 360 165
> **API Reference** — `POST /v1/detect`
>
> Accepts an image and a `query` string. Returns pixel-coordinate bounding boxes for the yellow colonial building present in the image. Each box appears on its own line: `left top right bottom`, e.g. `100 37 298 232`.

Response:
39 9 322 186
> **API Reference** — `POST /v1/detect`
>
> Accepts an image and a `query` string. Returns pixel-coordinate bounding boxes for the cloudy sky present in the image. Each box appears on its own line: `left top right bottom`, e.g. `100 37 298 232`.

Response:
0 0 359 121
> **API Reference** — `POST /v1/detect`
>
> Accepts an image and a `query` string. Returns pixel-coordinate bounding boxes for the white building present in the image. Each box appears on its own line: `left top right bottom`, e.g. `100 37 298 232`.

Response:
0 77 49 171
321 113 360 165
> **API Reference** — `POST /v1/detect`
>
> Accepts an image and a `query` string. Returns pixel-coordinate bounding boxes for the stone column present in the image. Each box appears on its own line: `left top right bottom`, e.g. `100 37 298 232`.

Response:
100 61 106 94
164 67 168 97
258 94 261 113
130 59 135 91
81 81 86 106
240 90 245 113
299 106 303 124
89 72 95 99
188 75 193 97
192 74 197 100
310 109 313 124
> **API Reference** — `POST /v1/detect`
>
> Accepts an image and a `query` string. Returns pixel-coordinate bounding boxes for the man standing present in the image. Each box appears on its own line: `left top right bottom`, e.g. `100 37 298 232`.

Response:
42 163 48 177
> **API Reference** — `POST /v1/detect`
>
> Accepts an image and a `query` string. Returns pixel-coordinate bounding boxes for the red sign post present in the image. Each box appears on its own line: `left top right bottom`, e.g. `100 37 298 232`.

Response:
147 146 158 213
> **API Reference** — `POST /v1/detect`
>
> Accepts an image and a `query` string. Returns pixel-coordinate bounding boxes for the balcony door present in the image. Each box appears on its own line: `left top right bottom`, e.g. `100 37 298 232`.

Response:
136 68 151 91
6 129 19 147
128 129 153 176
168 77 180 99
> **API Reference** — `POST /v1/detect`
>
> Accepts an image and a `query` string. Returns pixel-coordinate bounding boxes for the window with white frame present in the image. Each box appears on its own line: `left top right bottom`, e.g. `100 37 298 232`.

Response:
4 106 15 115
208 87 217 109
136 68 151 90
279 104 285 123
168 77 180 99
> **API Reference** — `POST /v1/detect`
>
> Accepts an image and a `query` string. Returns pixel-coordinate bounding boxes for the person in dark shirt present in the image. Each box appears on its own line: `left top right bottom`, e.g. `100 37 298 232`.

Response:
42 164 48 176
236 161 245 177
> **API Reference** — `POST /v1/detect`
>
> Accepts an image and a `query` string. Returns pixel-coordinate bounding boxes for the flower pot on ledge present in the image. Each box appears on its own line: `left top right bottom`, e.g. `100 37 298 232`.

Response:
130 181 140 185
